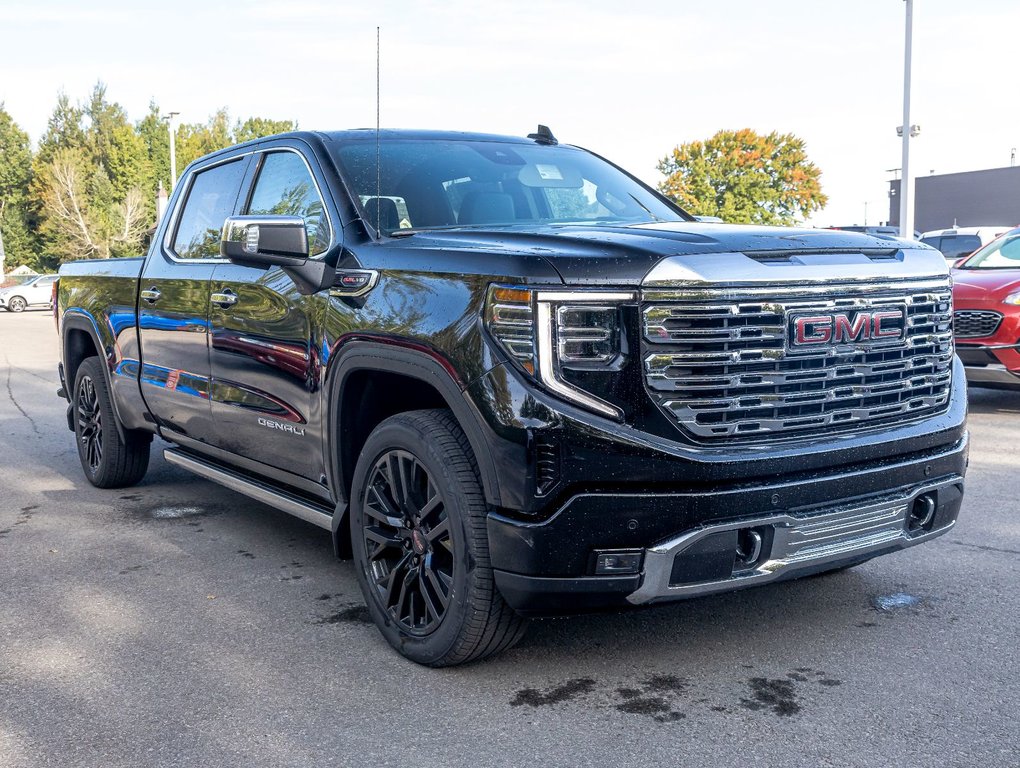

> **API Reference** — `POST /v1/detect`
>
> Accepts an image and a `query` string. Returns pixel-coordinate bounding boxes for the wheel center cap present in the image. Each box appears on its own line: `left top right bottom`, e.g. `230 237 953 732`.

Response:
411 529 427 555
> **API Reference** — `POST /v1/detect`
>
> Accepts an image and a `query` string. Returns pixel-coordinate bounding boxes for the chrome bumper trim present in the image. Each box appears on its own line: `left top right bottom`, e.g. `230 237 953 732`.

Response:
627 478 960 605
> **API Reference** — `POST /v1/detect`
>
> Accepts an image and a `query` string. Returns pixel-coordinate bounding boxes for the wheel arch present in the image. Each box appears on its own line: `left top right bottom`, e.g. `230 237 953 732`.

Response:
325 341 502 558
61 310 128 443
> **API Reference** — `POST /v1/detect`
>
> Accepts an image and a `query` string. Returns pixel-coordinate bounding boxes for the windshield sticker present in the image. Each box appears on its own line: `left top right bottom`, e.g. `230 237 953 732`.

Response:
535 164 564 181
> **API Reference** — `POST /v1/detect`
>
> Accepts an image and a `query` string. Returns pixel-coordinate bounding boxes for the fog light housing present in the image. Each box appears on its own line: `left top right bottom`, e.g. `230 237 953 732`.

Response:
593 549 643 575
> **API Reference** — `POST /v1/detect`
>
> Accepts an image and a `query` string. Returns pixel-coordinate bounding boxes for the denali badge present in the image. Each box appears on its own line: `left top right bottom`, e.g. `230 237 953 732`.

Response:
258 417 306 436
787 306 906 352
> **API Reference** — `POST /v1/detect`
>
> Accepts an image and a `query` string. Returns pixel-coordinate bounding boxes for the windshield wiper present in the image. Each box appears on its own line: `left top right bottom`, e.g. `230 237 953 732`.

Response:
628 195 665 222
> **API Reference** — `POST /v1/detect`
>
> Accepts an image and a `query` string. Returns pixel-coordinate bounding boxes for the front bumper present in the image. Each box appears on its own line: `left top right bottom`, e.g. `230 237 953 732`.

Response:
957 344 1020 388
490 433 967 615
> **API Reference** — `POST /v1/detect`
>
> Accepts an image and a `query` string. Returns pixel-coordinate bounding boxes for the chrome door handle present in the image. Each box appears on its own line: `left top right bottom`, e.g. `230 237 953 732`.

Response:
211 289 239 308
140 287 162 304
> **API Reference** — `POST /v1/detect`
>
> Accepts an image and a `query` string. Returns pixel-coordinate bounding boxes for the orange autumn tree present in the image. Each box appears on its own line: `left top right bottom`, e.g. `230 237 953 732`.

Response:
657 128 827 225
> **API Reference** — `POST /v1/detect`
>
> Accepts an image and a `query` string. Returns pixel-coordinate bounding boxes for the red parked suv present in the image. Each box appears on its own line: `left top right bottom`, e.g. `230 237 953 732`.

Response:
952 227 1020 388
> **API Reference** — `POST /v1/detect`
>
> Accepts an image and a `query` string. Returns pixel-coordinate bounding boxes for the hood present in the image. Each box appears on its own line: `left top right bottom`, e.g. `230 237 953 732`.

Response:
397 222 929 285
952 267 1020 302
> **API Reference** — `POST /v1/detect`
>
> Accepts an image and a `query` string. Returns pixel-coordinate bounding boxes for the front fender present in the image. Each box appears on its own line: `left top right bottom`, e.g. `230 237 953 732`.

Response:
324 338 507 509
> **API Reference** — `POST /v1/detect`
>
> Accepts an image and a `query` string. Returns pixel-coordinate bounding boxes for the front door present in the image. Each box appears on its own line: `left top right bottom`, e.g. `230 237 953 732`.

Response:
137 156 249 443
207 149 334 481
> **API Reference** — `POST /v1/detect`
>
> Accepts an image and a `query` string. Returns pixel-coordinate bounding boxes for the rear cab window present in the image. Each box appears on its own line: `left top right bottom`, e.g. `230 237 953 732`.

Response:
922 235 982 260
171 159 248 260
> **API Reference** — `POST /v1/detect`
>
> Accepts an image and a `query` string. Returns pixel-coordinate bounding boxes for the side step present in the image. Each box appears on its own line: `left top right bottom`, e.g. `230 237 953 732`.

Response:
164 448 333 531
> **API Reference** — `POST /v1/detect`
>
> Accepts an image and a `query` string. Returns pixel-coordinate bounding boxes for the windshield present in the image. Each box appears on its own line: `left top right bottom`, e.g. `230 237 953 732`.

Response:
958 231 1020 269
331 139 687 235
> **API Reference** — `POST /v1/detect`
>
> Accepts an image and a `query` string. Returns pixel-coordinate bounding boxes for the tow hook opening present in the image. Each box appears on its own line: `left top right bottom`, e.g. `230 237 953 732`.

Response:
908 493 937 533
734 526 768 571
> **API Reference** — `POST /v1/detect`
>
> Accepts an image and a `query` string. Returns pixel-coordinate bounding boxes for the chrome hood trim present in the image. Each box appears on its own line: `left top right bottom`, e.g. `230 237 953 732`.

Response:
641 248 950 289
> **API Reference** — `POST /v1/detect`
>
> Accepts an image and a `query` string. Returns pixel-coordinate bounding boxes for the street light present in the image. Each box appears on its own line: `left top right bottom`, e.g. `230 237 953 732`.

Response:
162 111 180 191
898 0 917 239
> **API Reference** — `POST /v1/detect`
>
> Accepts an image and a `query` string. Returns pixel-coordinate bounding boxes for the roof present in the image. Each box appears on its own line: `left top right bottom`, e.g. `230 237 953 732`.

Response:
320 129 539 145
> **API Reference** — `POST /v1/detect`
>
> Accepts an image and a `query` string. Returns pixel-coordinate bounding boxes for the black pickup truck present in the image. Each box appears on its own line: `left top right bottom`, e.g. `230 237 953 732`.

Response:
56 127 968 666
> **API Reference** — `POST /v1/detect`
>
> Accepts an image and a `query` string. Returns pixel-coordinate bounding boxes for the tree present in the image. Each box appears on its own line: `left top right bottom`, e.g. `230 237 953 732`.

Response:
0 105 37 273
175 108 233 171
234 116 296 145
136 101 170 196
7 86 300 267
657 128 827 225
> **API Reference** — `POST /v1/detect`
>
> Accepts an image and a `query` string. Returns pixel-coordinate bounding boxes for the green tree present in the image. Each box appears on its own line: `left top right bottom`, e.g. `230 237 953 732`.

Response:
234 116 296 145
136 101 170 195
0 104 37 273
657 128 827 225
33 85 151 263
35 92 86 165
176 108 233 171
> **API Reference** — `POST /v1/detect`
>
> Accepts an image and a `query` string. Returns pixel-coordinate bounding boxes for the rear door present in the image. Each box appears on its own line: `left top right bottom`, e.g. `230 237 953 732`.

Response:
137 155 250 443
206 147 335 482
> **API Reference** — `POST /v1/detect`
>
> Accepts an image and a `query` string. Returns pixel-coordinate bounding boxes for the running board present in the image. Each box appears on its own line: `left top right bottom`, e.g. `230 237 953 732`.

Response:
163 448 333 531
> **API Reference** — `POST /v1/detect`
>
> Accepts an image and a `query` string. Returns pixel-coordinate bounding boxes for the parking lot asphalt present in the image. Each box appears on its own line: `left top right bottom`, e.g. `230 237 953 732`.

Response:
0 310 1017 768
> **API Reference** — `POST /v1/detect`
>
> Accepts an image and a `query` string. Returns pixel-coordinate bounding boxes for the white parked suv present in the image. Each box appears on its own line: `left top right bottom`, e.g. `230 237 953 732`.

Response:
0 274 58 312
920 226 1015 263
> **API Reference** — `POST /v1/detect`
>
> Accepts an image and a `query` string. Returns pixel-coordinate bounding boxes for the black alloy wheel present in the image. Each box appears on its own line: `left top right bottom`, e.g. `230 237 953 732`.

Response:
362 449 454 635
71 356 151 488
77 374 103 473
350 409 526 666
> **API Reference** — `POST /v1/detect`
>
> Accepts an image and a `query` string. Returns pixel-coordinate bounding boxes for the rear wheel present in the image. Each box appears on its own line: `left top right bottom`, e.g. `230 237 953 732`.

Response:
73 357 151 488
350 409 526 666
8 296 26 313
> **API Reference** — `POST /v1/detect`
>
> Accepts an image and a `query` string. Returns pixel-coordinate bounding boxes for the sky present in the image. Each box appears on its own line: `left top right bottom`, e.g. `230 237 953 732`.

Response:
2 0 1018 227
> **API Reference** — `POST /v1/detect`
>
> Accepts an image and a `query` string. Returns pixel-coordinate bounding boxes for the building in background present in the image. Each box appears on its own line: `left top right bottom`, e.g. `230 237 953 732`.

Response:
889 165 1020 233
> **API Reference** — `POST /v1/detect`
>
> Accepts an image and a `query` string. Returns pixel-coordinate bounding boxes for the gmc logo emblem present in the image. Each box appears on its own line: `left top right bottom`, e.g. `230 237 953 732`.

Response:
788 307 905 350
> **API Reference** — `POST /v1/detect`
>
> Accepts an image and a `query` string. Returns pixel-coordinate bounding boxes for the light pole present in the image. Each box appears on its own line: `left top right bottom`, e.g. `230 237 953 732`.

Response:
898 0 919 239
162 111 180 190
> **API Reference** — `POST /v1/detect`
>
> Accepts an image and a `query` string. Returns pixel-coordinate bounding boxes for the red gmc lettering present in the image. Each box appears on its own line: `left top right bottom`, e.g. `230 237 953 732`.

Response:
795 316 832 344
872 311 902 339
833 313 870 343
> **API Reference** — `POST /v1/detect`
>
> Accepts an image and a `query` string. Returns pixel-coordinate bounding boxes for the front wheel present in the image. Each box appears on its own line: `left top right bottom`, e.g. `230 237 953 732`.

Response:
8 296 26 313
350 409 526 666
73 357 151 488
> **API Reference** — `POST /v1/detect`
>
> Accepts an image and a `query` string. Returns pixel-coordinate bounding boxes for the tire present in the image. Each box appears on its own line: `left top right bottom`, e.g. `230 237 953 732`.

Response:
73 356 151 488
8 296 26 313
350 409 527 666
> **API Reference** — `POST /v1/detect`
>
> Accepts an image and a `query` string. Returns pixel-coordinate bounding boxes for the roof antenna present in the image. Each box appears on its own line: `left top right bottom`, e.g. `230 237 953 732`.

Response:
527 124 558 145
375 25 381 236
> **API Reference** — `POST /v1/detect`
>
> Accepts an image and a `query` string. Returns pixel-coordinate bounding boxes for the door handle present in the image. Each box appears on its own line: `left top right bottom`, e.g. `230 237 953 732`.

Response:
140 287 162 304
211 289 239 308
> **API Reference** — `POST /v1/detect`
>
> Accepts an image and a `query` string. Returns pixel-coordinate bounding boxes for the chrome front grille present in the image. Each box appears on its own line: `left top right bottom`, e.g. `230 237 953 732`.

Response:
642 280 954 440
953 309 1002 339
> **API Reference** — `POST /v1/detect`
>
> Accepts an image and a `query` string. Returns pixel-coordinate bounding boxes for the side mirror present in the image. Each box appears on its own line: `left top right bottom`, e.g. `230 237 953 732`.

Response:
221 215 309 268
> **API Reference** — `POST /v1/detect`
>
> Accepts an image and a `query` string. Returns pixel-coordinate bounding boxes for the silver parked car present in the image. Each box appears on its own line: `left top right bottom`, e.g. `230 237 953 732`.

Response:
0 274 58 312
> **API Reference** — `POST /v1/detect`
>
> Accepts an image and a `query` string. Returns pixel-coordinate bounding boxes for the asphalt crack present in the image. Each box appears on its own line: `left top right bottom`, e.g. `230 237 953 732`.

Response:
3 352 40 435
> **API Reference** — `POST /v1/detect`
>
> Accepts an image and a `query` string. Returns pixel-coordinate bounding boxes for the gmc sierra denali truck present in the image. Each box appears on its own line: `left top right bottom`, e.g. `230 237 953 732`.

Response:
56 128 968 666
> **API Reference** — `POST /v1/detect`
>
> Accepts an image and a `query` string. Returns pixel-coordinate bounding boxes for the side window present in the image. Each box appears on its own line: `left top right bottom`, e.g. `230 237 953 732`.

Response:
172 159 247 260
246 152 330 255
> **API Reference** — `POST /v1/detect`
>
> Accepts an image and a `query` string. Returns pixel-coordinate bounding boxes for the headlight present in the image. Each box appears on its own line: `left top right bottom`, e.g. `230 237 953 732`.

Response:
485 285 636 419
1004 290 1020 305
